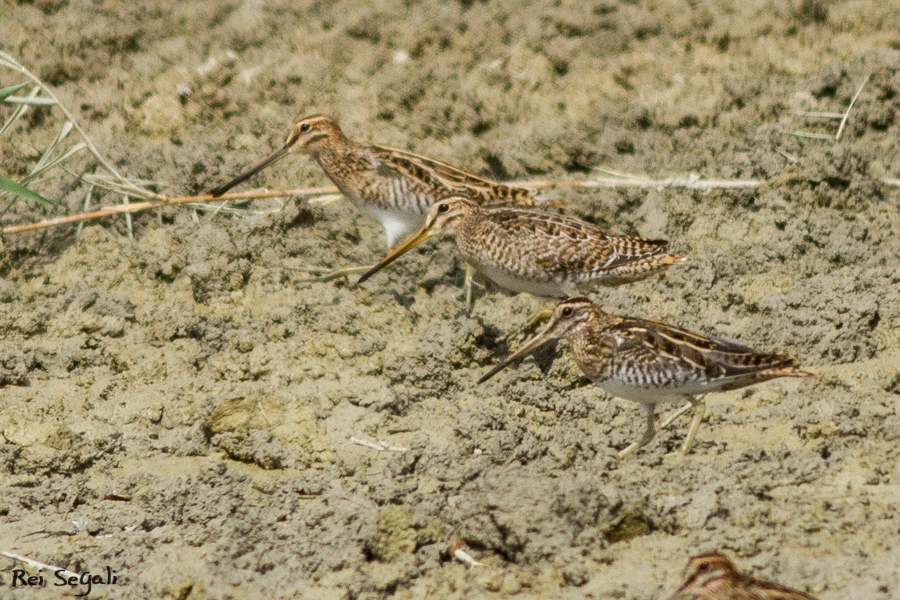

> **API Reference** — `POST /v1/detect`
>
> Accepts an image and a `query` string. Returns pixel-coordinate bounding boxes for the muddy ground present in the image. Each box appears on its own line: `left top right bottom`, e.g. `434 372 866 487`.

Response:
2 1 900 599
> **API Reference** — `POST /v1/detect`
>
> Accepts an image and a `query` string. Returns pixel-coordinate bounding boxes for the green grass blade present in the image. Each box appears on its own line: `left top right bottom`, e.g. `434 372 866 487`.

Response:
0 174 54 206
0 82 28 101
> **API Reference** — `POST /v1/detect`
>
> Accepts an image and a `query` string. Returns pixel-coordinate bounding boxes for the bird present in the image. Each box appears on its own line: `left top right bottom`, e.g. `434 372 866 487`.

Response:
357 196 684 309
667 553 820 600
479 298 813 458
208 115 537 249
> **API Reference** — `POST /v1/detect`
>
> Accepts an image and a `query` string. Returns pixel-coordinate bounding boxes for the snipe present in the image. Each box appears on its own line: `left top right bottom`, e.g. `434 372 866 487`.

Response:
479 298 813 458
209 115 537 249
358 196 684 308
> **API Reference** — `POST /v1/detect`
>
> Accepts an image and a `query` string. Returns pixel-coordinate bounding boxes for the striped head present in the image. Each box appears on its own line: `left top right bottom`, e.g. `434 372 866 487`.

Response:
539 297 601 341
670 553 740 598
209 115 347 197
668 553 820 600
357 196 477 283
479 298 601 384
283 115 347 156
422 196 478 237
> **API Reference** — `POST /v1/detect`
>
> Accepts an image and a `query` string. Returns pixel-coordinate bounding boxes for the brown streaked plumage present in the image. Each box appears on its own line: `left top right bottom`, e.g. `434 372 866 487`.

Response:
668 553 820 600
209 115 537 248
479 298 813 458
358 196 684 297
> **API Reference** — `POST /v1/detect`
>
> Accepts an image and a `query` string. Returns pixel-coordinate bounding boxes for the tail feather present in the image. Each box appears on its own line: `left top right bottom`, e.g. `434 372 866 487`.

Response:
600 252 686 286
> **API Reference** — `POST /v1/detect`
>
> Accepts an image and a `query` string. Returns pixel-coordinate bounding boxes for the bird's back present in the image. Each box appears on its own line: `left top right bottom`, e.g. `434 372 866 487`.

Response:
458 208 676 294
371 144 538 208
571 316 811 397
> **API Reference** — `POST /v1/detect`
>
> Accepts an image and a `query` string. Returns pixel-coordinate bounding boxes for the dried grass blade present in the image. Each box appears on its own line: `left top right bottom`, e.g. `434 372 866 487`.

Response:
0 86 39 139
34 121 75 171
80 173 162 199
836 73 870 141
24 142 87 183
2 96 57 106
76 186 94 236
779 128 835 140
792 111 844 119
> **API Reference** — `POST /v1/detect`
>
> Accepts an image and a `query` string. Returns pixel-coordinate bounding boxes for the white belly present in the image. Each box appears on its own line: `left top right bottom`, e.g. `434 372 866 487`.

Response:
359 205 426 248
597 378 716 405
477 263 569 297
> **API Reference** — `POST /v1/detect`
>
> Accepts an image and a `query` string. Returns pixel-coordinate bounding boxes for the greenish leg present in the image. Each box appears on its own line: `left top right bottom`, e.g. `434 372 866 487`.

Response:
656 399 696 432
464 263 475 313
293 265 375 283
618 403 658 459
500 306 555 347
681 397 707 455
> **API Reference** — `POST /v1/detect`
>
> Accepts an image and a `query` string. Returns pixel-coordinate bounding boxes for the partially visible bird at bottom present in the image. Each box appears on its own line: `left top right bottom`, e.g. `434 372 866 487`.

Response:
667 553 821 600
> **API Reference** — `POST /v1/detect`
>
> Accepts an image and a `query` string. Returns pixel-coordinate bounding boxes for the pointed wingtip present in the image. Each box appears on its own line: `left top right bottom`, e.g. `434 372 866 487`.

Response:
665 254 687 264
769 367 816 378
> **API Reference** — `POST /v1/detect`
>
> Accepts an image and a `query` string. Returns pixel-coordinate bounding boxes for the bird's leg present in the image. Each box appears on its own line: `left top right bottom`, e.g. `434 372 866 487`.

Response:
464 263 475 314
524 307 554 328
294 265 375 283
681 396 707 455
501 306 554 345
618 403 657 459
656 400 696 432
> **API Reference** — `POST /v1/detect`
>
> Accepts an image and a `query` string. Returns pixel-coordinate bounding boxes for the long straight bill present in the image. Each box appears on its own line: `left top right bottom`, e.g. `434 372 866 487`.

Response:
357 228 431 283
477 326 558 384
209 144 290 197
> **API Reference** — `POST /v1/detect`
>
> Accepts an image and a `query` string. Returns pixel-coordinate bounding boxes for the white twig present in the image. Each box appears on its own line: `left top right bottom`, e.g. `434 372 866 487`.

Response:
585 169 764 190
454 548 484 568
776 149 798 163
348 437 408 452
185 201 285 216
791 110 843 119
2 96 56 106
0 551 80 579
779 128 834 140
307 194 344 206
836 73 870 141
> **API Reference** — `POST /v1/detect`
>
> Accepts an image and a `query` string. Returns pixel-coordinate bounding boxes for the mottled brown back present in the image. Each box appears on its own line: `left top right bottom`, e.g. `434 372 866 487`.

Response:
371 144 538 207
569 311 811 387
461 208 671 278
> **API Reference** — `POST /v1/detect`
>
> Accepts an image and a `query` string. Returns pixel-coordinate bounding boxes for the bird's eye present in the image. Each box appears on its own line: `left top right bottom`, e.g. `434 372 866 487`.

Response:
561 307 573 317
300 123 311 133
438 203 450 213
698 563 709 572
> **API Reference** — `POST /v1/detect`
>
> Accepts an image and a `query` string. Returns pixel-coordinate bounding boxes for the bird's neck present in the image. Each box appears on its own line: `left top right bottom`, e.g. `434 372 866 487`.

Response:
311 137 369 186
566 312 618 377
